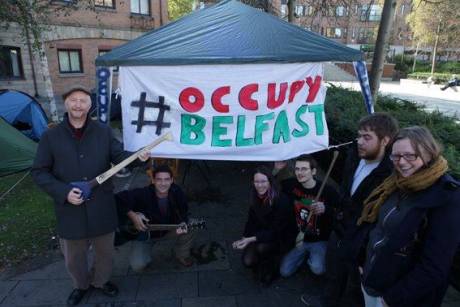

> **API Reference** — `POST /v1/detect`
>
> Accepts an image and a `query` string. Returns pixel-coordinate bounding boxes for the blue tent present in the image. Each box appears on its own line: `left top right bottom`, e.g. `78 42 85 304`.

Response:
0 89 48 140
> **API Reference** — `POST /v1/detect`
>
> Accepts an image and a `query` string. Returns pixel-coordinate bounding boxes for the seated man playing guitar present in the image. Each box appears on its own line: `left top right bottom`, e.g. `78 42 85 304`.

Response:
116 165 195 272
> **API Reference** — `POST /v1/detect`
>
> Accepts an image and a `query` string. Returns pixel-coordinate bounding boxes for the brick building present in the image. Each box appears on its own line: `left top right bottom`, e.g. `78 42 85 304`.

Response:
277 0 413 56
193 0 413 57
0 0 168 116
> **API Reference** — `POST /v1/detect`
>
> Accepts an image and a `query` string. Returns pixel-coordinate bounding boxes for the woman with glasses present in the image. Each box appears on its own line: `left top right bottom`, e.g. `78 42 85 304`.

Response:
232 166 295 286
358 126 460 307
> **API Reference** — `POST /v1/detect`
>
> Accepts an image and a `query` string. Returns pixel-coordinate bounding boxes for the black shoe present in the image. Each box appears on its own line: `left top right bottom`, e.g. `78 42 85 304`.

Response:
93 281 119 297
67 288 89 306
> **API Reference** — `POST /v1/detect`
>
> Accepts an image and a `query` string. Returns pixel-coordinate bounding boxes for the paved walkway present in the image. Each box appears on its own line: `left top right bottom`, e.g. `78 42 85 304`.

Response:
331 81 460 119
1 161 459 306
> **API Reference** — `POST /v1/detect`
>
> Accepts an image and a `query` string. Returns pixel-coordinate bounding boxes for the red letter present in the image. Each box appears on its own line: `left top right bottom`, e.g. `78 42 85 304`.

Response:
288 80 305 103
239 83 259 111
267 82 287 109
211 86 230 113
305 76 322 103
179 87 204 113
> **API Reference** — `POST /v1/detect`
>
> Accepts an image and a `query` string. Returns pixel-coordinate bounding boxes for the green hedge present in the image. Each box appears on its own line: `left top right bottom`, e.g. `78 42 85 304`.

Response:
325 85 460 177
407 72 452 83
391 57 460 75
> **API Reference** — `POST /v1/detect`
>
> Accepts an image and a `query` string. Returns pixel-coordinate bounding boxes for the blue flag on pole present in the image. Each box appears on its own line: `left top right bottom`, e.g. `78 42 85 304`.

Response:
353 61 374 114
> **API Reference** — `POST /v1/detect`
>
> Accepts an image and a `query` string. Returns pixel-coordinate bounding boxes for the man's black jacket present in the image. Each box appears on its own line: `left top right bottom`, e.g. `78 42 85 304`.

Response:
335 144 393 263
116 183 189 234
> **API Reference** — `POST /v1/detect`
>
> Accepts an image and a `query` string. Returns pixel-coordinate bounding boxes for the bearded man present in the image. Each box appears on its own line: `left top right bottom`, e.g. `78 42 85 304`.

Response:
301 113 399 307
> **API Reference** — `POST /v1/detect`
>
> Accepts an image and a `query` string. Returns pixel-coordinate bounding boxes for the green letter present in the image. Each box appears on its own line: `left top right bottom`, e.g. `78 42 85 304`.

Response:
236 115 254 147
211 116 233 147
180 114 206 145
308 104 325 135
254 112 275 145
272 110 291 144
292 105 309 137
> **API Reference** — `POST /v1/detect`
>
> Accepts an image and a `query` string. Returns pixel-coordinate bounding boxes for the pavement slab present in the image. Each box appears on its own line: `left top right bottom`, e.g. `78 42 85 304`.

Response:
198 270 261 297
86 275 140 304
136 272 198 300
10 260 68 281
236 290 306 307
2 279 73 306
0 280 18 305
182 295 237 307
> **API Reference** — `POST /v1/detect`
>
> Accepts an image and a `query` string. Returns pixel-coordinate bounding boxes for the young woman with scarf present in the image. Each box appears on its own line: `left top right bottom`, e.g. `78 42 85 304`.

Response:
359 126 460 307
232 166 295 286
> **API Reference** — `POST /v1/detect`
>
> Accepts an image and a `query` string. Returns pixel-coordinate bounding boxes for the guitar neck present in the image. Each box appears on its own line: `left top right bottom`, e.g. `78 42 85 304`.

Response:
95 132 172 185
146 224 181 231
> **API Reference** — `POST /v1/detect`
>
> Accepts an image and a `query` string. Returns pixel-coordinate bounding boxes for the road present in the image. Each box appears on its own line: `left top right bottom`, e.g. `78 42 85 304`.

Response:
331 81 460 120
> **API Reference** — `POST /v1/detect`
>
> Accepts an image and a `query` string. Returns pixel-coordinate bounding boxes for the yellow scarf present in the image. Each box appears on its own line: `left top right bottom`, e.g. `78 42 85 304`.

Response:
357 156 448 225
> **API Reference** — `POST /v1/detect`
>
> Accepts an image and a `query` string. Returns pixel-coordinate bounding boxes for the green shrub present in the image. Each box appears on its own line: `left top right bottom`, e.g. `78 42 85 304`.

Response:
325 85 460 178
412 61 459 74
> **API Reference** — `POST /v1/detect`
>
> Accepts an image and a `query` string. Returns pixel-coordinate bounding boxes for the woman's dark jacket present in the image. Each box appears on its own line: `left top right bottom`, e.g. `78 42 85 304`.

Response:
31 116 131 239
243 193 297 255
362 174 460 307
115 183 188 230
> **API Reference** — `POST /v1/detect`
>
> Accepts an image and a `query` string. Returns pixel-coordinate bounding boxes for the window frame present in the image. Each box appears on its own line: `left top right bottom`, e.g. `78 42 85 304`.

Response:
95 0 115 9
0 45 24 80
130 0 150 16
57 49 83 74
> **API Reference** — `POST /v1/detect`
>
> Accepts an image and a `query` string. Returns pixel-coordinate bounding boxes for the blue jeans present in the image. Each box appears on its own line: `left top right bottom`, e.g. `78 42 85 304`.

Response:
280 241 327 277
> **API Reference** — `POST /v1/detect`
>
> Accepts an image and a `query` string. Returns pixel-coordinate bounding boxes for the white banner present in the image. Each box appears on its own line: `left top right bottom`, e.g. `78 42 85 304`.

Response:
120 63 328 161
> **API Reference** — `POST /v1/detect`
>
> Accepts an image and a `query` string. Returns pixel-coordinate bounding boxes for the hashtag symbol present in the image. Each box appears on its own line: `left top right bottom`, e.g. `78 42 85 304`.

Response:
131 92 171 135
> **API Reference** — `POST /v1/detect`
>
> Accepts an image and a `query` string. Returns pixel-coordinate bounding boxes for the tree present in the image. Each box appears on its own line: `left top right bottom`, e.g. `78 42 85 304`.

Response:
369 0 396 102
0 0 95 122
407 0 460 75
168 0 194 21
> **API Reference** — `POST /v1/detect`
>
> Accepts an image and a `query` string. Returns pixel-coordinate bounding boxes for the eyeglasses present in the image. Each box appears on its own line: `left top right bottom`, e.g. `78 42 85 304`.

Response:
389 153 418 162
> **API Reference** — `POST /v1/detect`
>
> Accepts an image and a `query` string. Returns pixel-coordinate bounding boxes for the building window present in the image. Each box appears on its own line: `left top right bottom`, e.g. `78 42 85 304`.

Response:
281 4 287 17
95 0 115 8
131 0 149 15
359 4 381 21
303 5 313 16
369 5 382 21
295 5 304 16
358 28 374 41
98 50 119 72
326 27 344 38
336 5 347 17
58 49 82 73
0 46 24 80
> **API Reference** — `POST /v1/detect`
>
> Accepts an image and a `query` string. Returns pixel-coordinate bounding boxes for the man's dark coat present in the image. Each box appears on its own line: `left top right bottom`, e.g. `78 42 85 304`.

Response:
116 183 188 225
335 145 394 262
32 117 129 239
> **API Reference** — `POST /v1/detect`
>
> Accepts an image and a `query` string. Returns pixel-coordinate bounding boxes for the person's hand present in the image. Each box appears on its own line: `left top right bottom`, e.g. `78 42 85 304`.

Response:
129 212 149 232
310 201 325 215
67 188 84 205
138 151 150 162
232 237 256 249
176 222 188 235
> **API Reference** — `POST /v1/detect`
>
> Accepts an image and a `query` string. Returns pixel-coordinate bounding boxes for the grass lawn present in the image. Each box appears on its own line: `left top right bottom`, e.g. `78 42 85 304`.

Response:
0 172 56 270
